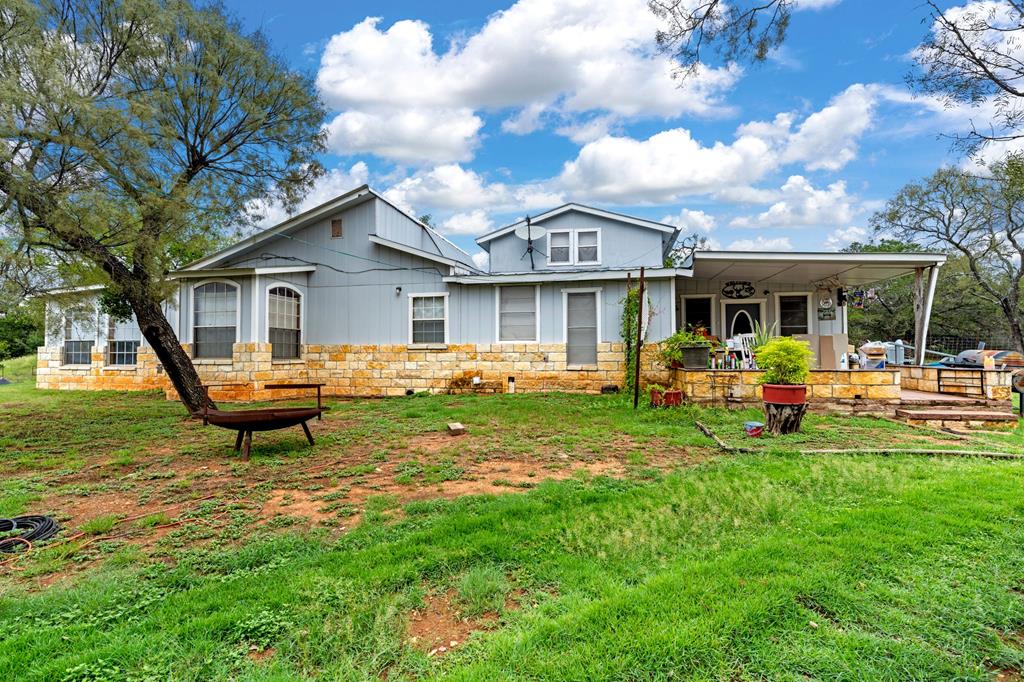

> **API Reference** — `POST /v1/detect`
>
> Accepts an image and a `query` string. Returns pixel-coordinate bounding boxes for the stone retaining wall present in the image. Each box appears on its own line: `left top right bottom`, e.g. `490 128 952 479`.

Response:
900 365 1013 402
36 342 671 401
669 369 902 414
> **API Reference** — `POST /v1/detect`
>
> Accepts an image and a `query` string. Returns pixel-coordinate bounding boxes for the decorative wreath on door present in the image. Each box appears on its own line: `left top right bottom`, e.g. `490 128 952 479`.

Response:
721 281 755 299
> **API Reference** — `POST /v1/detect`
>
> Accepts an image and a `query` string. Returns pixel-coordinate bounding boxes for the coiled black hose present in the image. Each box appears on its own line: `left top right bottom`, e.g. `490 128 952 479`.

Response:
0 516 61 553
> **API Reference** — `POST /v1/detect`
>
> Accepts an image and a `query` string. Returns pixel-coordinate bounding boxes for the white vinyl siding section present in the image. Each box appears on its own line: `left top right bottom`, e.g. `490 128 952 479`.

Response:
409 293 449 344
497 286 539 342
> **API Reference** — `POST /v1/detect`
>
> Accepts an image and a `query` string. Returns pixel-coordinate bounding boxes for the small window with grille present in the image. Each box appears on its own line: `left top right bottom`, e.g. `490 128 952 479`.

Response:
410 294 447 344
331 218 343 238
268 287 301 359
107 315 141 366
63 312 94 365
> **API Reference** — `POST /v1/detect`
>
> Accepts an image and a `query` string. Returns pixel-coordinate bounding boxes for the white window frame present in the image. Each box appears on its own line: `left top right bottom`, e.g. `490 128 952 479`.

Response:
265 282 305 360
546 228 602 266
680 294 718 336
190 278 241 359
719 298 767 339
62 303 98 367
561 288 602 368
574 229 601 266
495 285 540 343
774 291 814 336
546 230 573 266
408 292 450 346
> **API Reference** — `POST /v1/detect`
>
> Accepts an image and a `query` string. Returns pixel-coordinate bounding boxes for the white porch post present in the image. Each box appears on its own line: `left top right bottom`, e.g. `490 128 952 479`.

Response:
914 264 941 365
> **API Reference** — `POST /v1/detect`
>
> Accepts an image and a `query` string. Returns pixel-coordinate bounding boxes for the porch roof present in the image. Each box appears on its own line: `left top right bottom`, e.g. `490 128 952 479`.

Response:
687 251 947 287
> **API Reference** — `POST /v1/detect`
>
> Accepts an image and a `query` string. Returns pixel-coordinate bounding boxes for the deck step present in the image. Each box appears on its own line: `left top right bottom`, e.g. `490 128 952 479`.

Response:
895 408 1018 423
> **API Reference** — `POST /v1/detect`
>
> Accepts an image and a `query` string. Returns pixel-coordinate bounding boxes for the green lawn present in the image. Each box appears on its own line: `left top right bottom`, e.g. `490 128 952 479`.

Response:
1 356 1023 681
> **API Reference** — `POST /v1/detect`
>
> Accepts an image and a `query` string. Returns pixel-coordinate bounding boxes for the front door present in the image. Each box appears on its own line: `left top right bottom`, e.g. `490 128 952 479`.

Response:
723 302 761 337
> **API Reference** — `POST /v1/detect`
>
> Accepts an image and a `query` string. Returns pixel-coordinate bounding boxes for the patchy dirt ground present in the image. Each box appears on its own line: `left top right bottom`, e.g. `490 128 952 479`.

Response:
2 405 713 587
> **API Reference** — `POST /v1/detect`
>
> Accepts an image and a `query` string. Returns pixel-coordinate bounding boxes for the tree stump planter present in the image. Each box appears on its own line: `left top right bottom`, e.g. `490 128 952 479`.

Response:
761 384 808 434
764 401 808 435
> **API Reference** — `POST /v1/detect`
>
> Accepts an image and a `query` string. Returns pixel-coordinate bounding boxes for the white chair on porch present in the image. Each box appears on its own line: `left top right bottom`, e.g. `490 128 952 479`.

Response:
735 333 757 368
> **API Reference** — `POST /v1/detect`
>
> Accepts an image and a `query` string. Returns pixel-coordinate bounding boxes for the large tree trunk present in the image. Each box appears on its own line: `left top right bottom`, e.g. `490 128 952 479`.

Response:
126 292 209 415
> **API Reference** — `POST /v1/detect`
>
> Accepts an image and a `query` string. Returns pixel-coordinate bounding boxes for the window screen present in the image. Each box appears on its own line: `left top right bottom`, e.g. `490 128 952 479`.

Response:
549 232 571 264
684 297 713 333
268 287 301 359
566 292 597 365
779 295 809 336
107 316 141 366
499 287 537 341
576 231 598 263
193 282 237 358
411 295 446 344
63 312 94 365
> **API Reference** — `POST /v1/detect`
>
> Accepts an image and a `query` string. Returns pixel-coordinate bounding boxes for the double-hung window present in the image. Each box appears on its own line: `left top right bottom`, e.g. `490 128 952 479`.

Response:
63 311 94 365
548 231 571 265
268 287 301 359
410 294 448 344
193 282 237 359
498 286 537 342
107 316 141 366
576 230 599 264
547 229 600 266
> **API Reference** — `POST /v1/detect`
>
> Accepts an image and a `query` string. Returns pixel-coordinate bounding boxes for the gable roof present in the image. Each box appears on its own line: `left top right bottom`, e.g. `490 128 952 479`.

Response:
475 203 680 251
181 185 480 273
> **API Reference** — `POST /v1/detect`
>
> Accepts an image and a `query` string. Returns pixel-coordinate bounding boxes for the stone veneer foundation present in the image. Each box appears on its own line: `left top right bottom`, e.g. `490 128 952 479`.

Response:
37 342 671 401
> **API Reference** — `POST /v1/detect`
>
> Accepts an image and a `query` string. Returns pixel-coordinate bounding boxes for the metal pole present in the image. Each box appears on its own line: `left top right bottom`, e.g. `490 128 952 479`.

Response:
633 267 645 409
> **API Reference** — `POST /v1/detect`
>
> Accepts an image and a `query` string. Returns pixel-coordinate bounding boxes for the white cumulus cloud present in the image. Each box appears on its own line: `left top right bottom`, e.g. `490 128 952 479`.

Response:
440 209 494 235
823 226 869 251
730 176 855 228
315 0 739 163
727 236 794 251
661 208 716 232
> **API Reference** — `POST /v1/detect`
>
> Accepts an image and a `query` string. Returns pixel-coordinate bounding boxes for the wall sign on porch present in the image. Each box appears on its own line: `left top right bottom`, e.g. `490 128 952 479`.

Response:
721 281 755 299
817 306 836 321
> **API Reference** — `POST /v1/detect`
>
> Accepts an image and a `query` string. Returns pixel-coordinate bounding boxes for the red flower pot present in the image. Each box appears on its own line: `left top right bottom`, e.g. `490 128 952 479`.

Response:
663 389 683 407
761 384 807 405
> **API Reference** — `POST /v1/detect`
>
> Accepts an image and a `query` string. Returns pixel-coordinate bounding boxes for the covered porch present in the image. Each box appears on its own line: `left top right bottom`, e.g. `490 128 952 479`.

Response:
675 251 948 369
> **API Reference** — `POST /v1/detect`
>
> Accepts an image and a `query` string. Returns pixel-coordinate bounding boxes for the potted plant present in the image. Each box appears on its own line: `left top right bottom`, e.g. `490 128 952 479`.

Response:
648 383 682 407
659 328 713 369
756 336 814 434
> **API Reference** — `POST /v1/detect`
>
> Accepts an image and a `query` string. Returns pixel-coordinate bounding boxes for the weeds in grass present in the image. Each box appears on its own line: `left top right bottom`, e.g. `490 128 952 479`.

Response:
456 566 511 617
80 515 119 535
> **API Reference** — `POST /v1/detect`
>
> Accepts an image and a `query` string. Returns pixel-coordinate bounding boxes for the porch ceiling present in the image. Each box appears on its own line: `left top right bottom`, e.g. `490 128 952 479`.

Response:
689 251 947 287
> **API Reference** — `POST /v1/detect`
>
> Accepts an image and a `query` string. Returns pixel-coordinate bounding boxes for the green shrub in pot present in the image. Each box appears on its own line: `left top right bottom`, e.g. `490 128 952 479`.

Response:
756 336 813 386
659 328 713 369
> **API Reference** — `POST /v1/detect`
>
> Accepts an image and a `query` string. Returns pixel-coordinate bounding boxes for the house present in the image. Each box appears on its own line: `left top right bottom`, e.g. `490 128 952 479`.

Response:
35 184 952 403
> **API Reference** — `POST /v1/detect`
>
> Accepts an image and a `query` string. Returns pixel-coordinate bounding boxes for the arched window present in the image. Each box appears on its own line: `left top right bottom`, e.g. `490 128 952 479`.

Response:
193 281 237 358
268 286 301 359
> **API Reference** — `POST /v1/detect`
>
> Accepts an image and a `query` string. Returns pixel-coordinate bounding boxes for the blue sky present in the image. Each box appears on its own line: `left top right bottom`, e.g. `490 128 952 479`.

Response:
223 0 981 263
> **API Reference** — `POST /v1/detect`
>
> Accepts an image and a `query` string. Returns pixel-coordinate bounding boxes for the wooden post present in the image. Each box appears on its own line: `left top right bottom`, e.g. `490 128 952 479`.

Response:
633 267 645 409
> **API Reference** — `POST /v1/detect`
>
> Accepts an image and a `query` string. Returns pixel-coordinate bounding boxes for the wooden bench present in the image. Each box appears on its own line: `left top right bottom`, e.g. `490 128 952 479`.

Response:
194 383 326 461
